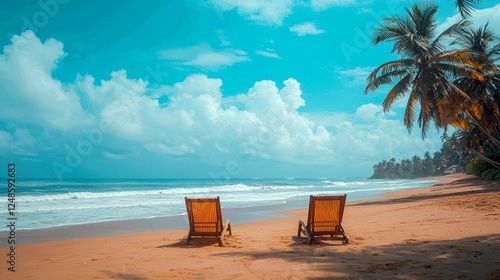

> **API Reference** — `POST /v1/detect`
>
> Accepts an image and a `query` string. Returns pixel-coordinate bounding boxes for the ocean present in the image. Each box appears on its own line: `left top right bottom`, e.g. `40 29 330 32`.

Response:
2 178 437 232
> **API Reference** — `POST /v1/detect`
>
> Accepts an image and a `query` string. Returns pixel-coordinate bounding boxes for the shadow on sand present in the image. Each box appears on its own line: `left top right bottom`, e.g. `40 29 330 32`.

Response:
101 271 149 280
211 234 500 279
350 176 499 207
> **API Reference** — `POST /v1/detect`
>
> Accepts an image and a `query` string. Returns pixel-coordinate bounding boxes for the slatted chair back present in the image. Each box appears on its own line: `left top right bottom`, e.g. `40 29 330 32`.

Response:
307 195 346 234
185 197 222 236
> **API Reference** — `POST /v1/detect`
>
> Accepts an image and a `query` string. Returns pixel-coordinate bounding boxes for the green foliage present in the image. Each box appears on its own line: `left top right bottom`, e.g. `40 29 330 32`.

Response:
365 2 487 138
467 148 500 179
371 131 472 179
367 0 500 180
480 168 500 180
466 157 491 176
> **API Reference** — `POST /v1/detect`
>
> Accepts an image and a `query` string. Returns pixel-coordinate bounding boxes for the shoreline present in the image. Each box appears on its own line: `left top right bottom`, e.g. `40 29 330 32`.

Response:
2 176 440 245
2 173 499 279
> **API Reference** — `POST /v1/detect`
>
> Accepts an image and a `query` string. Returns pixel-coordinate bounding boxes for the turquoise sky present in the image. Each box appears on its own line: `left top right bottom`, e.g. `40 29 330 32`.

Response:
1 0 499 179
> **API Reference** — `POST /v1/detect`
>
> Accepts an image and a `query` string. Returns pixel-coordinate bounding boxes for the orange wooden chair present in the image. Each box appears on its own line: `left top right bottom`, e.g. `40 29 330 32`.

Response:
185 196 232 246
298 194 349 244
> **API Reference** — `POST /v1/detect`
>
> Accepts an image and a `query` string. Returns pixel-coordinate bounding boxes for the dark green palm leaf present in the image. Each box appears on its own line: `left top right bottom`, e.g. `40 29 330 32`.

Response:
381 73 413 112
365 69 410 93
456 0 481 18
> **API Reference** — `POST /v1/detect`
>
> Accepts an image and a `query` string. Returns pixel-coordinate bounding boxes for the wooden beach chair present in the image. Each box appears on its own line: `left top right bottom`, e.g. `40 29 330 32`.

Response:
185 196 232 246
297 194 349 245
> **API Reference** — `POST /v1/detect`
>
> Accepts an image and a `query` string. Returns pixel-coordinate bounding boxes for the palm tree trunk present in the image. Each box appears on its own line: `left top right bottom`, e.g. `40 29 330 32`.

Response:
466 147 500 169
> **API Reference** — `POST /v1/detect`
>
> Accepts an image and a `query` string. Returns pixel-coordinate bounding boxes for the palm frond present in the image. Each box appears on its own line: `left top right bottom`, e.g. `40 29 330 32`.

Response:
403 90 420 133
365 69 410 93
381 73 413 111
413 3 438 38
456 0 481 18
366 59 414 82
432 20 470 52
433 62 484 81
434 50 486 70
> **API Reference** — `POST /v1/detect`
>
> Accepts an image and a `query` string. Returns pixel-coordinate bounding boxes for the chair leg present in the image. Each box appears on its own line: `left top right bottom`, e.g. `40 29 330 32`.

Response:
226 220 232 236
343 235 349 245
298 220 313 244
340 225 349 245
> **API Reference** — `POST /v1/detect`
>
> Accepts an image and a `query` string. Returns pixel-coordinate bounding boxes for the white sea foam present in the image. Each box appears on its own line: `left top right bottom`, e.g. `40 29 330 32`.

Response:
4 178 437 230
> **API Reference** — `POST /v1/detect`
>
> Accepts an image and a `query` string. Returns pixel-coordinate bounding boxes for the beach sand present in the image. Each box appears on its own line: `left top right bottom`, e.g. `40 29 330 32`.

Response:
2 174 499 279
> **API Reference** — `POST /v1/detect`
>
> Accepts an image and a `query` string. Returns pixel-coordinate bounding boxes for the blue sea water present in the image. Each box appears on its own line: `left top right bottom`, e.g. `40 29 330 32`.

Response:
2 178 437 231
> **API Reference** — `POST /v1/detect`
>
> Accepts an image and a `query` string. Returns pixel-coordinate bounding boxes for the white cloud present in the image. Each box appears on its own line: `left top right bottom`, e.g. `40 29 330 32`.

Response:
256 48 281 59
310 0 357 11
159 43 249 70
0 129 40 156
334 66 374 87
0 30 92 131
290 22 325 36
73 68 332 162
0 31 445 177
216 30 231 47
307 107 442 161
171 74 223 100
208 0 360 25
356 103 385 119
209 0 294 25
437 3 500 35
103 151 130 160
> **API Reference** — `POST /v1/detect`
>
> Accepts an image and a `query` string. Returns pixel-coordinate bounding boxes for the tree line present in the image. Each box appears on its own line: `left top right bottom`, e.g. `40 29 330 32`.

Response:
370 132 473 179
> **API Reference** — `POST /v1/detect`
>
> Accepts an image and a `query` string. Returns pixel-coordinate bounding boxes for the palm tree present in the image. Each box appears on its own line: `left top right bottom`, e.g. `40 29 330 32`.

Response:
452 24 500 168
454 24 500 131
365 3 484 138
432 150 445 174
422 151 434 175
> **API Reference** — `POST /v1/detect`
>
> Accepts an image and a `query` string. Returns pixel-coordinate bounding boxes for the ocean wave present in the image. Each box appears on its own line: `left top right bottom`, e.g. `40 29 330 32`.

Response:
17 199 181 213
10 178 438 231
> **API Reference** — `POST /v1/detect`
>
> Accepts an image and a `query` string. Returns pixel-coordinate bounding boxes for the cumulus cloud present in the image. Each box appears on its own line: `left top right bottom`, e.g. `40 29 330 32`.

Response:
209 0 294 25
159 43 249 70
290 22 325 36
0 128 42 156
0 30 92 130
307 107 442 161
0 31 330 163
179 76 329 160
0 31 444 177
74 72 333 162
356 103 388 120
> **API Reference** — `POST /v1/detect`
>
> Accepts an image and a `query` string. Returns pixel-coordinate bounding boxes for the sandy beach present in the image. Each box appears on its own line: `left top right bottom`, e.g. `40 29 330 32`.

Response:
2 173 499 279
